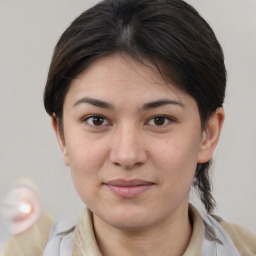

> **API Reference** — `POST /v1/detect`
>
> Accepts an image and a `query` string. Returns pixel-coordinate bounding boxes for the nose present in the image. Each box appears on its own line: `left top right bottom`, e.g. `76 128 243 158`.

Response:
109 124 147 169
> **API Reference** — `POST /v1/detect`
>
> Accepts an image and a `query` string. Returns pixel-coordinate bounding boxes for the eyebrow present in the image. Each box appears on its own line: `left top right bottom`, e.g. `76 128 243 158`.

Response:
141 99 184 110
73 97 114 109
73 97 184 110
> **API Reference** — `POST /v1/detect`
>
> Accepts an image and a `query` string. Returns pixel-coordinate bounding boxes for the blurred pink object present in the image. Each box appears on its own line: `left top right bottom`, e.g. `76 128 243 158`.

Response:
0 177 42 236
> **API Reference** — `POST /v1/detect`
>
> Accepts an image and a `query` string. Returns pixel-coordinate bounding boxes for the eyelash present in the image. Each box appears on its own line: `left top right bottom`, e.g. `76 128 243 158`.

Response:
145 115 175 127
82 115 110 127
82 115 175 128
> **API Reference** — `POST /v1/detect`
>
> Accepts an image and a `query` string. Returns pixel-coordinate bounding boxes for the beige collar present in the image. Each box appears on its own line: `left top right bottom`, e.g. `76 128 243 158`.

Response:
183 205 204 255
72 205 204 256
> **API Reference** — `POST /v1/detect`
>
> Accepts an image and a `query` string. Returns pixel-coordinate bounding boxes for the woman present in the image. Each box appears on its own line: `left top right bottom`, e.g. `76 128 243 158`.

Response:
1 0 255 255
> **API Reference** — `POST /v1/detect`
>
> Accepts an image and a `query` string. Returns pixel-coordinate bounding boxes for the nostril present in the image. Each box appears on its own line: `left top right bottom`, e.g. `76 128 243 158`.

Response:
112 161 144 170
114 162 121 167
109 137 147 168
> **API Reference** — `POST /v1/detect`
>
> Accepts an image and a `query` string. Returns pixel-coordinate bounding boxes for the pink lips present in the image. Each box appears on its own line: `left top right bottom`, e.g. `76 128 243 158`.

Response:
104 179 154 198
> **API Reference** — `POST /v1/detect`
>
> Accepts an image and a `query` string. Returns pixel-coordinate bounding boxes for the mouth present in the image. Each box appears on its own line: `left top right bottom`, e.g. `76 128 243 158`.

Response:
104 179 155 198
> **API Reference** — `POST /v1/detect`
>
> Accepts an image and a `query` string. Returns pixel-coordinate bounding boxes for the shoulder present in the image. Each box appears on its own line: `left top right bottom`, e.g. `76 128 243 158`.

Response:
215 216 256 256
0 209 53 256
42 225 75 256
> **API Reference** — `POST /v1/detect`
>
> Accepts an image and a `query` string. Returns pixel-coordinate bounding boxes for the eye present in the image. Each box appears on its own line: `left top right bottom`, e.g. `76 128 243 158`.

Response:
146 115 173 126
83 115 110 127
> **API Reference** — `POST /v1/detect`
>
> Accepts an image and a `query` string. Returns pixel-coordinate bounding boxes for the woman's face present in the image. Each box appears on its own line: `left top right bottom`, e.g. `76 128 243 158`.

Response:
55 54 218 230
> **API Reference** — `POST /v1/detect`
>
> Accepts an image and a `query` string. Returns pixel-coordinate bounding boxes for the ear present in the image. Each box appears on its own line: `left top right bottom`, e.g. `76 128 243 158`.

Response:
197 107 225 163
51 114 70 166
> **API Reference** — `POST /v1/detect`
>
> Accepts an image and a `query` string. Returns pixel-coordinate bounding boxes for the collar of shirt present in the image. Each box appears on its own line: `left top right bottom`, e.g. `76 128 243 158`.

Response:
72 205 204 256
43 205 241 256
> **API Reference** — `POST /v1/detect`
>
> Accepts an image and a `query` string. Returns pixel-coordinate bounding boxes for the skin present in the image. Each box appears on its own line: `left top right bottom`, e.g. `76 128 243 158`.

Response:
52 54 224 256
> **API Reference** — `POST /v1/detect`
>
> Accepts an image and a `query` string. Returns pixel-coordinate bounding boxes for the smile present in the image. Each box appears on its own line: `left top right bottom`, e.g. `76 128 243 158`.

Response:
104 179 155 198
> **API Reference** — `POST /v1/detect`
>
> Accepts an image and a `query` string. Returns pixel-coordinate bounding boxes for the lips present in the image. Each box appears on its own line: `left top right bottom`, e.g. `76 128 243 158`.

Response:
104 179 154 198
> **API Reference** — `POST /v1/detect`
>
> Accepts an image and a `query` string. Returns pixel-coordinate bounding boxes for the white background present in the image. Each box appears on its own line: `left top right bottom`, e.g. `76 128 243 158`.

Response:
0 0 255 233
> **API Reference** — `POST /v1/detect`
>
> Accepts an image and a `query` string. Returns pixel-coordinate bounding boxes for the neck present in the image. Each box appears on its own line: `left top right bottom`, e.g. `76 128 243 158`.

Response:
93 204 192 256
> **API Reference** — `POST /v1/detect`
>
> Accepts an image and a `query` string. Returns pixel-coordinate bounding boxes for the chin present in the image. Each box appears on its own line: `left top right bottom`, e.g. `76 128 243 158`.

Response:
100 206 156 231
108 217 151 231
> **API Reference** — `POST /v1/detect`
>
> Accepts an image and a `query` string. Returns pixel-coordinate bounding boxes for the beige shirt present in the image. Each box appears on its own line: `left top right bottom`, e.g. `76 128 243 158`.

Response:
1 206 255 256
0 210 53 256
72 205 256 256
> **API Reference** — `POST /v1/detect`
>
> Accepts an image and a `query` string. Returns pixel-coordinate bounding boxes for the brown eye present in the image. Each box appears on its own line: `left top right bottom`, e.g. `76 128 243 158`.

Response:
92 116 104 126
85 115 109 127
147 115 173 126
154 116 165 126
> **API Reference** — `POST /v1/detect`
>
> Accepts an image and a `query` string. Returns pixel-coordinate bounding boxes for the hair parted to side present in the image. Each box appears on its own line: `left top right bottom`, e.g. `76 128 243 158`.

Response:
44 0 226 214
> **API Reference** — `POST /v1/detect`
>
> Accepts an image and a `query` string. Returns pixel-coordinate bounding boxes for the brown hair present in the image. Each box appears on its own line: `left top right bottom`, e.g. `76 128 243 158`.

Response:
44 0 226 214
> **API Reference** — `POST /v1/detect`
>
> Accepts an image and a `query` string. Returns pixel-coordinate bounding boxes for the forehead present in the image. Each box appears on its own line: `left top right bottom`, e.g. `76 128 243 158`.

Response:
66 54 189 104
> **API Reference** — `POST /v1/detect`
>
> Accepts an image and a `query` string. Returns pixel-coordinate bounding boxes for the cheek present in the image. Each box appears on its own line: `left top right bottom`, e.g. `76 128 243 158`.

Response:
64 133 110 196
150 134 200 189
66 130 108 172
152 135 200 167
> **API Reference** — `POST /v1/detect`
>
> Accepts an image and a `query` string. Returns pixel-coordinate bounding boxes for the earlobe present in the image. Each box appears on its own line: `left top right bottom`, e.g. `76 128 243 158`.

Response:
51 114 70 166
197 107 225 163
